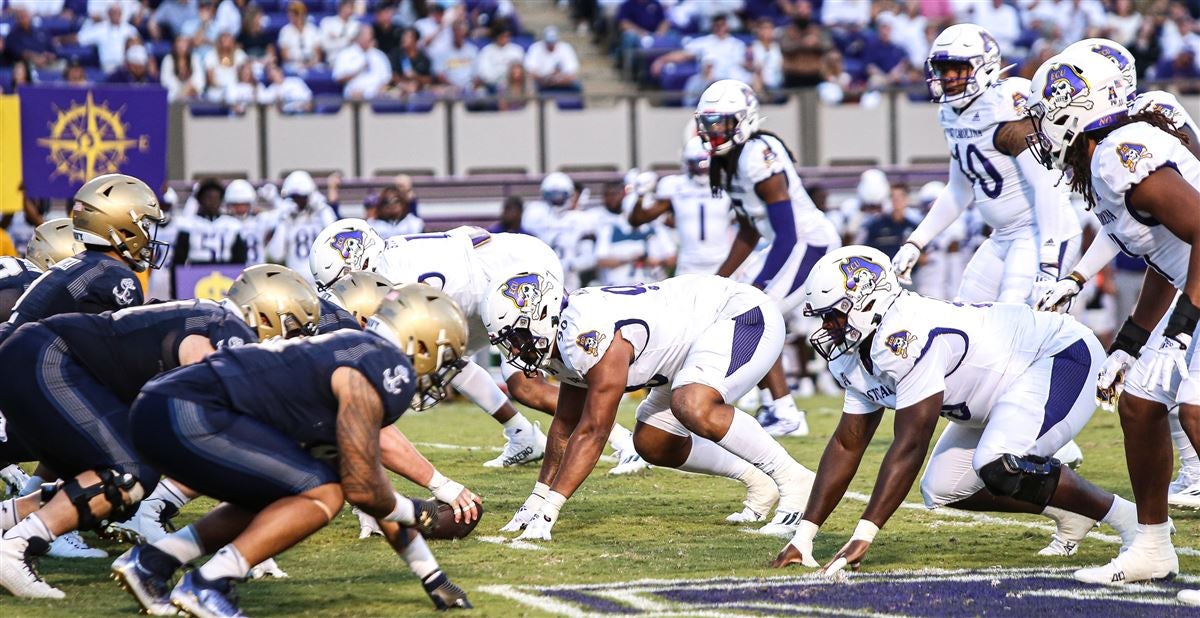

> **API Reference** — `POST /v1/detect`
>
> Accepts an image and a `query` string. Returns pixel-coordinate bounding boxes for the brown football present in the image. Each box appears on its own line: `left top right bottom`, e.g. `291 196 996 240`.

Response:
427 499 484 540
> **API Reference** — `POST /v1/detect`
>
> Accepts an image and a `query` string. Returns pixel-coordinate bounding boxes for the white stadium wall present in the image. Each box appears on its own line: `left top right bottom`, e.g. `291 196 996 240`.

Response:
360 103 450 177
545 99 632 173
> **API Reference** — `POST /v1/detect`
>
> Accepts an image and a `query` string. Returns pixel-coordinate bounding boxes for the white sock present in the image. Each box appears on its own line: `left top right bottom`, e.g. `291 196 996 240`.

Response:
399 532 439 580
18 475 43 497
1170 414 1199 471
149 478 192 511
758 388 772 408
1101 496 1136 527
608 424 633 451
198 545 251 582
3 513 54 543
773 395 801 420
154 524 205 564
502 413 533 435
0 498 19 530
716 410 799 477
1134 522 1173 551
677 435 752 480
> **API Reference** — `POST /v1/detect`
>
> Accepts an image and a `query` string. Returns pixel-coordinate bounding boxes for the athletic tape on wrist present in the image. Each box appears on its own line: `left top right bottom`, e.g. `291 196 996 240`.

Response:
851 519 879 543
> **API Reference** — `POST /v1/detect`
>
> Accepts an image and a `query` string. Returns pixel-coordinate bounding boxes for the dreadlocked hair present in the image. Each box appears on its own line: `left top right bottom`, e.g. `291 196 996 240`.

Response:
708 131 798 198
1067 108 1189 210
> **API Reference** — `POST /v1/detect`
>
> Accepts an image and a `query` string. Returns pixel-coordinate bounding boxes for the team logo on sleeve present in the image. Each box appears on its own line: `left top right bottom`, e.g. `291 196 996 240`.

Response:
1116 143 1152 173
329 230 365 263
762 146 778 165
838 256 892 308
884 330 918 359
1011 91 1028 113
382 364 411 395
1044 63 1093 113
113 278 137 306
1149 102 1178 120
501 273 547 314
575 330 606 357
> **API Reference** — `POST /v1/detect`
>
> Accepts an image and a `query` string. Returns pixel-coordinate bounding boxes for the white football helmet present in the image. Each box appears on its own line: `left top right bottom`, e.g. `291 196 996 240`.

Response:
1063 38 1136 102
281 170 316 198
223 179 256 205
917 181 945 209
802 245 902 361
694 79 761 156
682 135 709 177
309 218 386 289
925 24 1003 110
857 169 889 206
1026 50 1128 170
540 172 574 207
482 270 564 376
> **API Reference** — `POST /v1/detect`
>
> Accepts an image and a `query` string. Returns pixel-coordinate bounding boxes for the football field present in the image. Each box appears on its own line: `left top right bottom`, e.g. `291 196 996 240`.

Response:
8 397 1200 617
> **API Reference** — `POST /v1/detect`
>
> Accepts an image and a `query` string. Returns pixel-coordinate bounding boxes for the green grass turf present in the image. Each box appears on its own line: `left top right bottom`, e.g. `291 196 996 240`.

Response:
6 396 1199 616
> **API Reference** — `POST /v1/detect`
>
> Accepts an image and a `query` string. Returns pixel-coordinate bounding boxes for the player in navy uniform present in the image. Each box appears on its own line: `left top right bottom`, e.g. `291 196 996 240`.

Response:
0 218 82 323
114 286 476 615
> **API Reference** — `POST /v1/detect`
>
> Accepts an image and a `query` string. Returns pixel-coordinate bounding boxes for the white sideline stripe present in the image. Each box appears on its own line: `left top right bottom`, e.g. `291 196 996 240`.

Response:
477 535 545 551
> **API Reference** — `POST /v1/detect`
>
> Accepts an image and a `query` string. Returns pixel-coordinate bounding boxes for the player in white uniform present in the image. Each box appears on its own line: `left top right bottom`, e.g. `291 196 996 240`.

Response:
174 180 246 265
523 172 599 290
222 179 266 266
267 171 337 284
893 24 1083 307
910 181 968 300
1024 50 1200 593
770 246 1137 572
498 275 816 540
630 137 735 276
695 79 841 438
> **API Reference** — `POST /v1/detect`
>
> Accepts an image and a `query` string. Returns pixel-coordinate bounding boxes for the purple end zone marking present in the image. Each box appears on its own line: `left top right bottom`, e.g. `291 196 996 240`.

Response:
541 589 639 614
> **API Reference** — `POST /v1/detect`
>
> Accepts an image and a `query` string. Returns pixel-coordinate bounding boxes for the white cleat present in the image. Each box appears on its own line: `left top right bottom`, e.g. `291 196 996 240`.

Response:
761 413 810 438
483 422 546 468
248 557 288 579
1039 507 1096 556
1168 481 1200 510
0 464 31 496
353 507 383 539
0 535 65 599
608 447 650 475
1180 589 1200 607
48 531 107 558
758 465 815 536
1053 440 1084 469
726 467 779 523
108 500 174 544
1168 466 1200 495
1074 546 1178 586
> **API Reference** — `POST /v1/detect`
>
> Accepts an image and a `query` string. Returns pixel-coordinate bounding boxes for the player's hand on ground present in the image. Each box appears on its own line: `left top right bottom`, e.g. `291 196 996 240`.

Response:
892 243 920 285
1035 277 1081 313
821 539 871 577
516 509 557 541
770 521 820 568
1141 334 1190 392
1096 349 1133 411
500 492 545 532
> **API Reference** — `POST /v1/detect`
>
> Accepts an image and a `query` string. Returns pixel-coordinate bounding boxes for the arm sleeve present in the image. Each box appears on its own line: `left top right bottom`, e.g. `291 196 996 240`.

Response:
907 162 973 248
1072 232 1120 281
1015 148 1073 251
752 198 798 288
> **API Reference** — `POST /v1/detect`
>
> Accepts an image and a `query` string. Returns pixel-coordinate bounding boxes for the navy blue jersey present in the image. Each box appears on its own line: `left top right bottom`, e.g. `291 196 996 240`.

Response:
0 257 42 322
144 330 415 447
40 299 257 403
8 251 143 328
317 297 362 333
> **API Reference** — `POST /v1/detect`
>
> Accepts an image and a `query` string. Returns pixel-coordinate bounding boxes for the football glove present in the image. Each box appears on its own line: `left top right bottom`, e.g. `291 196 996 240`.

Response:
1141 334 1191 392
1096 349 1134 411
1035 277 1082 313
892 242 920 285
500 492 544 533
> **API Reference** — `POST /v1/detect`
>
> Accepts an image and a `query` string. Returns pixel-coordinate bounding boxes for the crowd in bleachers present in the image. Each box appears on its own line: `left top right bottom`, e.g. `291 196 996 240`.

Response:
1 0 585 113
587 0 1200 103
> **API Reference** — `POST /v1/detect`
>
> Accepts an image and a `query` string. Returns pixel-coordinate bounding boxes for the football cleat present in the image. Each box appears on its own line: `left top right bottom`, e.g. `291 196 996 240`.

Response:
48 530 108 558
483 422 546 468
1053 440 1084 469
761 413 810 438
1180 589 1200 607
1039 508 1096 556
353 507 384 538
608 446 650 475
248 557 288 579
1168 465 1200 495
111 545 177 615
0 464 31 496
109 499 177 544
0 535 64 599
1074 546 1178 586
171 571 246 618
757 510 805 537
422 571 472 611
726 467 778 524
1168 480 1200 510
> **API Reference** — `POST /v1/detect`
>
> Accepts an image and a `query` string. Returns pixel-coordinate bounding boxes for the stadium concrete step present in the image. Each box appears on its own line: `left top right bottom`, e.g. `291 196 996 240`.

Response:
519 0 635 98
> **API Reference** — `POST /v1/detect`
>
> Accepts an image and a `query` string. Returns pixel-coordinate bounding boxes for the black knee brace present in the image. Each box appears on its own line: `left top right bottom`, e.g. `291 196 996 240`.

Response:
60 469 144 530
978 454 1062 507
39 482 60 506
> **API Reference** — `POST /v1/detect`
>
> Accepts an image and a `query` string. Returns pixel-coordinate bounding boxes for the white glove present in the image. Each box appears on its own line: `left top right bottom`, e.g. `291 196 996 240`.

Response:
788 520 820 567
635 171 658 196
892 242 921 285
516 507 557 541
1141 334 1191 392
353 507 383 539
500 491 545 533
1035 277 1082 313
427 472 465 504
1096 349 1133 411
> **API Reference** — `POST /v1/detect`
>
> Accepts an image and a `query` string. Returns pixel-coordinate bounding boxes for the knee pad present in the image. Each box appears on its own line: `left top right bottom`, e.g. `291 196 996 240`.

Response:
978 454 1062 507
61 469 145 530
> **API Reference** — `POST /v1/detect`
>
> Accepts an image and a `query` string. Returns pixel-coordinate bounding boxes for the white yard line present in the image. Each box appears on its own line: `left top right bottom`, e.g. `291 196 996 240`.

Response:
477 535 546 551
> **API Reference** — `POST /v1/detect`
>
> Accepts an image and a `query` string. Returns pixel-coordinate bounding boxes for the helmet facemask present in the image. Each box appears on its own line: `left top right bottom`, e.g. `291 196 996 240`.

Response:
409 336 466 411
926 56 987 109
804 298 861 362
490 310 555 377
695 112 743 156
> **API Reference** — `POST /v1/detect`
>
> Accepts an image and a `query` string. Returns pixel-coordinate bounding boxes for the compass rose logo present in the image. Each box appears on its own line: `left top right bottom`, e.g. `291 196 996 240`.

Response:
35 91 150 183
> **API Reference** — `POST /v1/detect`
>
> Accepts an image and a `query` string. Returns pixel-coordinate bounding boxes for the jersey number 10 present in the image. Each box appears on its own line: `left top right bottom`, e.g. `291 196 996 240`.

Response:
952 143 1003 199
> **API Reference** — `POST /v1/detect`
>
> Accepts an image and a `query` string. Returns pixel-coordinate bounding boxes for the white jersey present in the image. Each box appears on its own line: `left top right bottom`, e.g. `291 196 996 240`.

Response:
233 214 266 265
178 213 243 263
266 202 337 282
866 292 1088 428
547 275 768 389
523 201 600 289
594 209 662 286
913 215 968 300
726 133 823 242
655 173 734 275
1133 90 1200 136
939 77 1079 243
1089 122 1200 289
369 214 425 239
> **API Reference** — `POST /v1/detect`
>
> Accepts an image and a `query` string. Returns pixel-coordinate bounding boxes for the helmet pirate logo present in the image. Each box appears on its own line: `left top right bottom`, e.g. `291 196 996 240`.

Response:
501 273 546 313
838 256 891 309
1090 44 1128 69
1043 63 1094 113
330 230 365 262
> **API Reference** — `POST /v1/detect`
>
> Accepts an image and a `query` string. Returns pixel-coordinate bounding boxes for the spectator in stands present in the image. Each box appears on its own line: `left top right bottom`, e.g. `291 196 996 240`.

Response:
1158 48 1200 85
320 0 361 63
214 0 245 36
5 7 61 71
373 1 404 56
651 13 747 82
683 55 716 106
489 195 531 235
149 0 198 42
887 1 929 68
466 0 520 37
64 61 91 86
431 19 478 93
181 0 222 57
970 0 1020 52
416 2 458 54
87 1 149 29
749 18 783 92
224 61 257 113
525 26 582 92
6 60 33 94
161 35 206 101
237 4 276 60
259 63 314 113
77 3 140 74
107 44 157 84
779 6 832 88
204 32 247 101
1060 0 1110 45
475 24 525 91
614 0 668 68
821 0 869 30
333 27 392 100
816 49 851 104
278 0 323 72
863 182 918 258
392 28 434 94
862 18 909 89
8 0 67 17
498 62 530 110
1106 0 1142 48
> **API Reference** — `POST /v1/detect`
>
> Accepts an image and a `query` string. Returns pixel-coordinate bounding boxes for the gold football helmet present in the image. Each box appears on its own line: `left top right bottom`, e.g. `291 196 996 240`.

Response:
71 174 166 272
367 284 468 409
225 264 321 340
25 218 84 271
326 270 393 326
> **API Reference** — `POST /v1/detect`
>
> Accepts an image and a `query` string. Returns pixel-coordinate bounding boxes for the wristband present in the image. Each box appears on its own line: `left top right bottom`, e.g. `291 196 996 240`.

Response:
796 519 819 541
851 519 879 543
1164 295 1200 342
542 491 568 518
1108 318 1151 356
1067 271 1086 288
426 470 448 491
382 491 415 524
904 240 923 252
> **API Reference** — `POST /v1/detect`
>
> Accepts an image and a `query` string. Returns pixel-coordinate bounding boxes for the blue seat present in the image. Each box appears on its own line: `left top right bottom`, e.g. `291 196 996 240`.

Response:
312 97 343 114
57 44 99 67
304 69 341 96
256 0 284 10
189 102 233 117
84 67 108 82
39 15 79 37
512 35 533 50
370 99 409 113
552 95 584 111
147 40 172 61
659 60 698 91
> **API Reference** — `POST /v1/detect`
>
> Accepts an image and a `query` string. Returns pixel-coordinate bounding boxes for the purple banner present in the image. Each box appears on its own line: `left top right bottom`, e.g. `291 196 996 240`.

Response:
19 85 167 199
173 264 246 300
